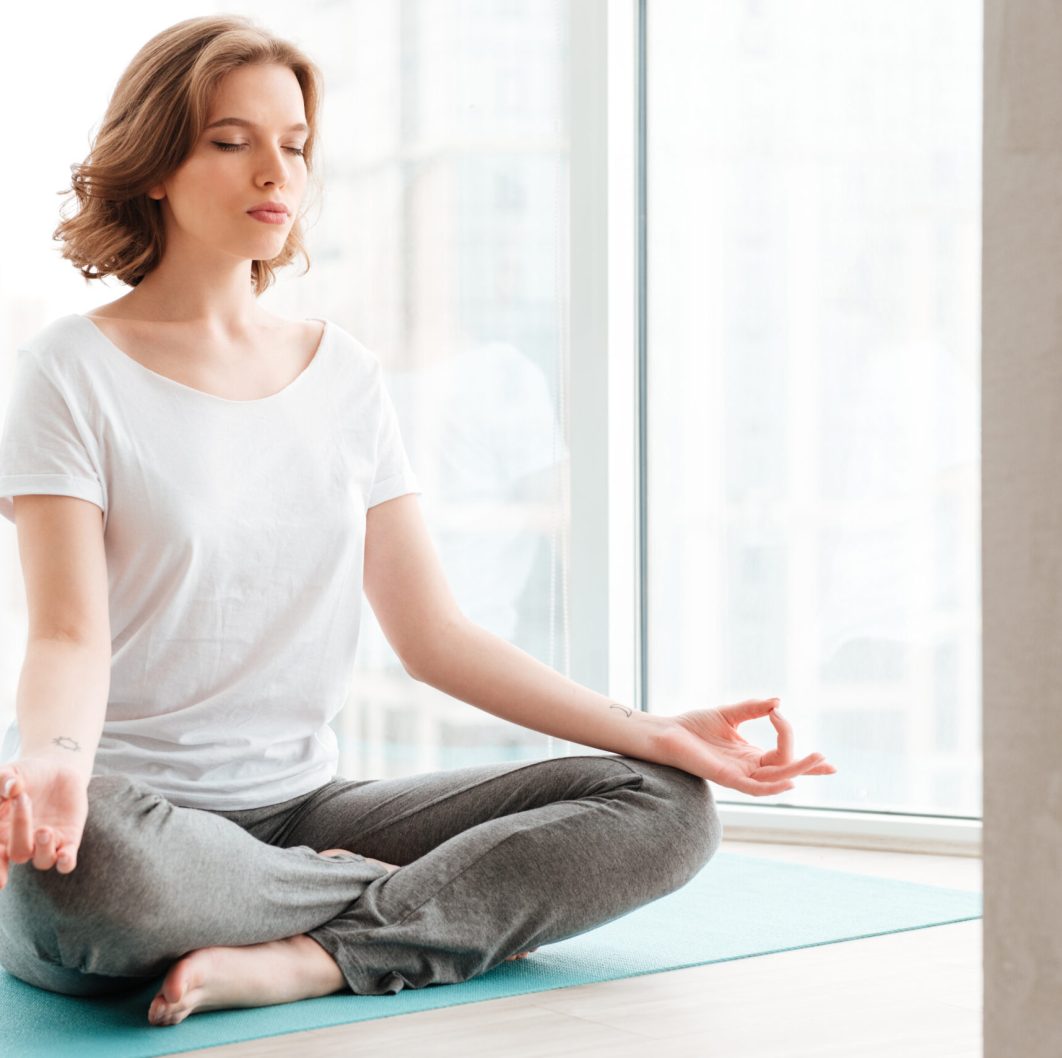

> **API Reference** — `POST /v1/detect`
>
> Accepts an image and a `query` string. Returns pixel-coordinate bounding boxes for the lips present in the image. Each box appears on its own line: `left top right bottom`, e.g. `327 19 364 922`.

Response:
247 209 288 226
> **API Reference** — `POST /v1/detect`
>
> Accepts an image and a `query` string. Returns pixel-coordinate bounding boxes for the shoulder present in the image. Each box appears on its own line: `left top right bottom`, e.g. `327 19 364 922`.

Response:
1 318 98 420
12 315 89 375
317 318 384 378
21 313 86 347
262 313 324 345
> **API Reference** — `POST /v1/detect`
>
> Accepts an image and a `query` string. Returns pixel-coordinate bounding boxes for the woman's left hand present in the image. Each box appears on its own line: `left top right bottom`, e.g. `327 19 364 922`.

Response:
657 697 837 796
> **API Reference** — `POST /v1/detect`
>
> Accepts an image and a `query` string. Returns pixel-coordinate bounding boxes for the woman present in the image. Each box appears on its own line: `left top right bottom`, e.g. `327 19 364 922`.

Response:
0 15 835 1027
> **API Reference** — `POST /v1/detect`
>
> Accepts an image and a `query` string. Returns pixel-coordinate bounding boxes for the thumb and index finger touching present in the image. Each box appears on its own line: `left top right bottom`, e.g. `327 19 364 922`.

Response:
721 698 837 777
721 697 794 758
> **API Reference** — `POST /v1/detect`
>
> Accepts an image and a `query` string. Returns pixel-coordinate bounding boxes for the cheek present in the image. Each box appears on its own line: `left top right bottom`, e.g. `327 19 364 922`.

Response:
181 152 234 189
172 161 241 216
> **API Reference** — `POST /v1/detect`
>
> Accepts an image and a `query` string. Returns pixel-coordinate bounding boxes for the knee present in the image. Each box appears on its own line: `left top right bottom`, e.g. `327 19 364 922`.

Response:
664 764 724 865
0 934 141 996
0 773 165 965
624 759 723 873
59 773 171 924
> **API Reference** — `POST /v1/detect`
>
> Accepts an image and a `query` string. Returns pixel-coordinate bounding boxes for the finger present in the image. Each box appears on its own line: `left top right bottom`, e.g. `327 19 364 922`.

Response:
804 762 838 775
776 756 836 776
734 776 796 796
9 793 34 865
31 827 56 870
0 773 18 801
720 698 782 728
753 752 825 782
55 845 77 874
714 763 796 797
767 706 794 761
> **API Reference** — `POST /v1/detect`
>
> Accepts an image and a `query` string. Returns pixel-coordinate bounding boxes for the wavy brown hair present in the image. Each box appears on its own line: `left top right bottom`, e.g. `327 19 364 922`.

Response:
53 15 324 296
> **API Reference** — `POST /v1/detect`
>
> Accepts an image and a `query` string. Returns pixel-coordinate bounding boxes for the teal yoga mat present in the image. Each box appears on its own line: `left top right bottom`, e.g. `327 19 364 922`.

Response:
0 851 982 1058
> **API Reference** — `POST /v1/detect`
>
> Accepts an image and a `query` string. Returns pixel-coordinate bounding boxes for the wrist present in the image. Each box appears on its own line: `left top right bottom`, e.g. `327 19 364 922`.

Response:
645 712 683 763
17 745 94 784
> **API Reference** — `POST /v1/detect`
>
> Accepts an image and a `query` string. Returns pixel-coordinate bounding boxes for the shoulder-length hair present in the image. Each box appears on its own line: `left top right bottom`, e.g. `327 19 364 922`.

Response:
53 15 324 296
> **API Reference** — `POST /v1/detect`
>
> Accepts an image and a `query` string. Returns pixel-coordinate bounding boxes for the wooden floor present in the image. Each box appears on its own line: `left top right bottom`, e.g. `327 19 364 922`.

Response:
172 840 983 1058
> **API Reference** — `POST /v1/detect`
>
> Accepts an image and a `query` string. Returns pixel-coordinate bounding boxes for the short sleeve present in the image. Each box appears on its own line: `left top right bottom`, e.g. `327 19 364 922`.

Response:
0 348 106 524
367 365 422 509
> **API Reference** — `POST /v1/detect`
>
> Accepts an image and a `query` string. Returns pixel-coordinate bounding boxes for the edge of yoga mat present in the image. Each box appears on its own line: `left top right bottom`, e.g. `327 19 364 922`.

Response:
0 850 983 1058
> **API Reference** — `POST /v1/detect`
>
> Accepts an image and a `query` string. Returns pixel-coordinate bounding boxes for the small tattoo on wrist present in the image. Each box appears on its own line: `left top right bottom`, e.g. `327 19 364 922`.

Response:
609 703 633 718
51 736 81 752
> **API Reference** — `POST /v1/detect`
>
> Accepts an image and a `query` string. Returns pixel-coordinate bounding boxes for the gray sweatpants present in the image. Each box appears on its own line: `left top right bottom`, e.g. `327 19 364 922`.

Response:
0 752 721 999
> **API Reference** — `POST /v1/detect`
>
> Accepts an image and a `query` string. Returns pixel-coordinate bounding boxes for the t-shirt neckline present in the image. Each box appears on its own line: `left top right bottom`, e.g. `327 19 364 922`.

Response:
72 314 331 406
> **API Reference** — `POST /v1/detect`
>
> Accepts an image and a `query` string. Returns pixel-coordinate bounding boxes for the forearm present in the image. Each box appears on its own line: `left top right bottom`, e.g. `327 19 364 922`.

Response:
15 637 110 784
409 620 677 764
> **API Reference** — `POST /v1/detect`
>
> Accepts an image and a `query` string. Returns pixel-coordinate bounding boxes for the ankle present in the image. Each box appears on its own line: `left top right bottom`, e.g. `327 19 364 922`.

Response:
289 934 346 994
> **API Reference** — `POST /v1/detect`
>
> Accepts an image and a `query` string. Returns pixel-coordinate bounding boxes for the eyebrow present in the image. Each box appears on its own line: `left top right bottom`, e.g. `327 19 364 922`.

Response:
204 117 309 133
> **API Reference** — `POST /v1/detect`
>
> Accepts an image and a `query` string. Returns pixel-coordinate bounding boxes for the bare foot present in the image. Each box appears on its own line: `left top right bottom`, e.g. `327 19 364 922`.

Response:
319 848 538 964
505 946 539 961
320 846 400 873
148 934 343 1026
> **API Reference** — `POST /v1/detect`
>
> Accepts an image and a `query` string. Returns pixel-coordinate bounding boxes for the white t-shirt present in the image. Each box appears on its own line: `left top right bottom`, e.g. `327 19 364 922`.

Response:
0 313 421 809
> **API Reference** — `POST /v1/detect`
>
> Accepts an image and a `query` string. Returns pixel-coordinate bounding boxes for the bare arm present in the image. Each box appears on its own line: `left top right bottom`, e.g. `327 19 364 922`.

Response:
16 636 109 785
407 619 675 762
8 493 111 786
363 493 676 762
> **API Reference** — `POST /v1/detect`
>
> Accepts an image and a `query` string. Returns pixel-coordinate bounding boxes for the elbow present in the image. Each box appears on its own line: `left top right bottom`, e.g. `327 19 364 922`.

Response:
401 613 471 684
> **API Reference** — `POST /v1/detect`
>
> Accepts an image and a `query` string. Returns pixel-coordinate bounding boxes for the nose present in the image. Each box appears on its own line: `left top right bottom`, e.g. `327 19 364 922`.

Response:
255 145 295 189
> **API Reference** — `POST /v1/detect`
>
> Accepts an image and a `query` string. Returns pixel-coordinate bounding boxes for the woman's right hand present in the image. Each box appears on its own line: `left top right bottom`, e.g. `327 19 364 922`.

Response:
0 757 89 890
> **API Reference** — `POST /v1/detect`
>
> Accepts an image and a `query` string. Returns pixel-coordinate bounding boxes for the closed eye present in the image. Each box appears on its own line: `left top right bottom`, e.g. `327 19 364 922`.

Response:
212 142 305 157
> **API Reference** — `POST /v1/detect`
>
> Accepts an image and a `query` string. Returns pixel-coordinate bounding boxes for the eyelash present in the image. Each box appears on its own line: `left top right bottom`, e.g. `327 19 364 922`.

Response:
212 141 306 157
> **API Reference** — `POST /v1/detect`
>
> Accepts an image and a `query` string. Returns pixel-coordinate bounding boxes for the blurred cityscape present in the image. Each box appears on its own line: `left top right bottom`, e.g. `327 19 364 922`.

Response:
0 0 981 819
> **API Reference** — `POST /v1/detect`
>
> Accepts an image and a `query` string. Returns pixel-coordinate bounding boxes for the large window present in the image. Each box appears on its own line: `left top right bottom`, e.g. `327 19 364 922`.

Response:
646 0 982 817
0 2 982 827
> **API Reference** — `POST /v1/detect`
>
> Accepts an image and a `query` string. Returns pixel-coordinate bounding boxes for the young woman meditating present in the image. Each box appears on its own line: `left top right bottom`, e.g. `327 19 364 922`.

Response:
0 14 835 1027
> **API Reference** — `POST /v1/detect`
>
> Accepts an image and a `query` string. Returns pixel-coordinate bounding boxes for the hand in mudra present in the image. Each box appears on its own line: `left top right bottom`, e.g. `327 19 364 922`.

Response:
661 697 837 797
0 757 89 888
